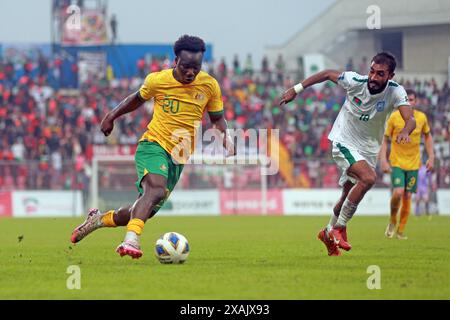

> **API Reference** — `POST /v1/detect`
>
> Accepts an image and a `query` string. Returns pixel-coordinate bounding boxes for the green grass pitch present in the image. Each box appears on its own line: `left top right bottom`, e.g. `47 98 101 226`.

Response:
1 215 449 299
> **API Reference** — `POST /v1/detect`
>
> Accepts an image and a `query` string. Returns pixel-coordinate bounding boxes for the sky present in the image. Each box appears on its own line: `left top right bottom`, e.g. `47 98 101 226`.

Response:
0 0 336 64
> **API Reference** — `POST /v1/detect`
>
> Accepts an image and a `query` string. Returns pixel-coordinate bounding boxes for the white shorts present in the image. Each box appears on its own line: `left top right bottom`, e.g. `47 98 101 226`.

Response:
331 141 377 186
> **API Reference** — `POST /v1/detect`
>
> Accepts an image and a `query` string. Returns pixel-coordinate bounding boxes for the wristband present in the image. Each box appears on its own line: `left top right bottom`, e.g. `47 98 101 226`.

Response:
294 83 304 94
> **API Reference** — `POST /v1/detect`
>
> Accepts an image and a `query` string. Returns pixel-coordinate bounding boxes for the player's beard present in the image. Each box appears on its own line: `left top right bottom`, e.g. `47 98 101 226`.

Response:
367 80 388 95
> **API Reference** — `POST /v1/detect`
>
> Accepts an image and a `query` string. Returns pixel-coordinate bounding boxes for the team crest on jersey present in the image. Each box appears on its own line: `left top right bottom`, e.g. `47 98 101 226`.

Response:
376 101 386 112
352 96 362 107
194 93 205 101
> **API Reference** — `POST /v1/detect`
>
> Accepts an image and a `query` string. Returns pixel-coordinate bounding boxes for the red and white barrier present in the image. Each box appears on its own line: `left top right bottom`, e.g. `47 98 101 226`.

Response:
1 189 449 217
0 191 83 217
0 192 12 217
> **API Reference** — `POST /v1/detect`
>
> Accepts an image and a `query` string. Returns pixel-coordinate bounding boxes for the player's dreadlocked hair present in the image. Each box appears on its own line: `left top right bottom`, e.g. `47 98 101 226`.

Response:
372 52 397 73
174 35 206 57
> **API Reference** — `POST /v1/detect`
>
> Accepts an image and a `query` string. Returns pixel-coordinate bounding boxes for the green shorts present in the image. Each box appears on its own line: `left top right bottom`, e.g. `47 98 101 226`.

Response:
391 167 418 193
135 141 184 213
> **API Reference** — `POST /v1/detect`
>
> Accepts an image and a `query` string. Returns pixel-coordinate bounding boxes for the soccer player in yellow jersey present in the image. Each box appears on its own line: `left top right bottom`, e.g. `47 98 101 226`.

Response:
70 35 235 259
380 89 435 240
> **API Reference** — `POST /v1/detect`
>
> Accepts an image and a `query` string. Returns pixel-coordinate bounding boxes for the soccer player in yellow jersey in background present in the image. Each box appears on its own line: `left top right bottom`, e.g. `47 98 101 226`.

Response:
70 35 235 259
379 89 435 240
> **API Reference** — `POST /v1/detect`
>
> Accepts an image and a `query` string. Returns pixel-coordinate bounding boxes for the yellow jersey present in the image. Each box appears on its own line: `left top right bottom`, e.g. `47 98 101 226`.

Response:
384 109 430 170
138 69 223 159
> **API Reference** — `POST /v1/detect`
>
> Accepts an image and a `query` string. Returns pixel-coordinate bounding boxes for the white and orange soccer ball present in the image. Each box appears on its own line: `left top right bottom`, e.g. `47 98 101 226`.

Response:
155 232 190 264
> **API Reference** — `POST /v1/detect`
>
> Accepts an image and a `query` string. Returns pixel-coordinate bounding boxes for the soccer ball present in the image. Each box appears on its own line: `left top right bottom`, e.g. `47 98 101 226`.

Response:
155 232 190 264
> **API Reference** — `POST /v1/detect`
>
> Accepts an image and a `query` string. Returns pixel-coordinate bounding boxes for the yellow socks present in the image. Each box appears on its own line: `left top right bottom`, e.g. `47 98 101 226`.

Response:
127 218 145 236
100 211 145 238
390 195 401 225
398 196 411 233
101 210 117 227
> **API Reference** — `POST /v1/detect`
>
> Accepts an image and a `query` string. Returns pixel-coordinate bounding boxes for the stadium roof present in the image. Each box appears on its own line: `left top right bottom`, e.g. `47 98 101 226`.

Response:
267 0 450 56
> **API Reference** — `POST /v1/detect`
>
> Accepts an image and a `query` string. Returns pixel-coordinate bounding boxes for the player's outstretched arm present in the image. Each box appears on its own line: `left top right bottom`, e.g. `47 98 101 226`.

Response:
100 91 145 136
396 105 416 144
279 69 341 105
209 113 236 157
379 136 391 173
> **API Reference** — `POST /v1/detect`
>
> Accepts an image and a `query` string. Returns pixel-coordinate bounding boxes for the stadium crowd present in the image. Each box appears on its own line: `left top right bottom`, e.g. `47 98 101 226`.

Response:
1 53 449 191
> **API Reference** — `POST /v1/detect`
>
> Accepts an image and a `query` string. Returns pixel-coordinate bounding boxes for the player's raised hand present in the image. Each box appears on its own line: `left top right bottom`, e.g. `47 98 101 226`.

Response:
395 131 411 144
279 88 297 106
100 115 115 136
